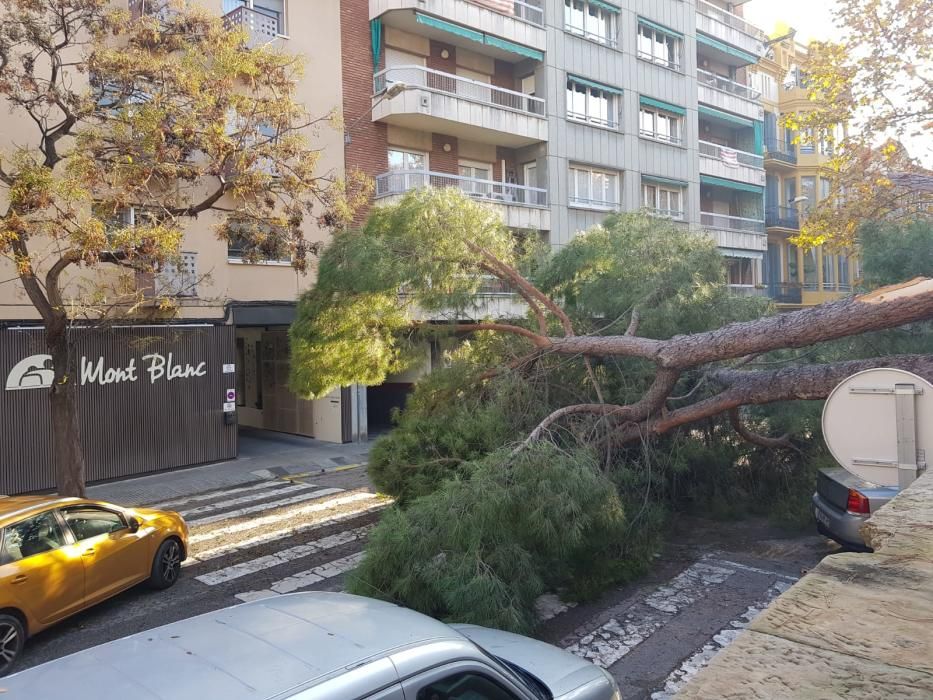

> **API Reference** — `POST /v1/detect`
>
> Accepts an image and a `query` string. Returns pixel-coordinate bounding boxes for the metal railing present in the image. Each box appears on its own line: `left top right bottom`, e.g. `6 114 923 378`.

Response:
696 69 761 101
765 205 799 229
567 111 618 129
764 139 797 164
375 170 548 207
728 285 768 297
223 5 279 48
645 207 686 221
639 129 682 146
565 22 617 48
638 51 681 72
699 140 764 169
156 252 198 298
569 195 619 209
374 66 545 117
700 212 765 234
767 282 802 304
696 0 767 41
467 0 544 26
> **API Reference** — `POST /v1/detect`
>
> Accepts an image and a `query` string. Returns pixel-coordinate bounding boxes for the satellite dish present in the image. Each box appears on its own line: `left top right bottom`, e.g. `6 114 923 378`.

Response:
822 368 932 488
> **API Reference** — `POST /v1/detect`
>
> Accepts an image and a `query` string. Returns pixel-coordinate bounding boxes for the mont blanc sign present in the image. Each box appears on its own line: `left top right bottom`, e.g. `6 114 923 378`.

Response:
0 325 237 494
6 352 207 391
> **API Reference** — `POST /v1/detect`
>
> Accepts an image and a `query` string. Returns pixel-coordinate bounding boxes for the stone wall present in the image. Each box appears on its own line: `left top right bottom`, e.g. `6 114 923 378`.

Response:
679 471 933 699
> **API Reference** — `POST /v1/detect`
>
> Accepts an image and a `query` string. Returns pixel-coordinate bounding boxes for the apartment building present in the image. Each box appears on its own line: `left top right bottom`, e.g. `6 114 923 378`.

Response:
0 0 352 492
346 0 770 298
750 37 856 307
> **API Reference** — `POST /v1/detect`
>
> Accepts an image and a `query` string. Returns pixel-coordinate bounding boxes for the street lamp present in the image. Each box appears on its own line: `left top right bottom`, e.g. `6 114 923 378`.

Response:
343 81 411 145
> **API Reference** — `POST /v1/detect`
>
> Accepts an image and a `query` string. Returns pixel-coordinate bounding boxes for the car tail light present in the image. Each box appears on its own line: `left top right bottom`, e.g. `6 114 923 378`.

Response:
846 489 871 515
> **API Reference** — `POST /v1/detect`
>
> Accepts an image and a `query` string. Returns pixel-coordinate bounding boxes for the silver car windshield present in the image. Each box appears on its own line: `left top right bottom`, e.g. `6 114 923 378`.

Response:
473 643 552 700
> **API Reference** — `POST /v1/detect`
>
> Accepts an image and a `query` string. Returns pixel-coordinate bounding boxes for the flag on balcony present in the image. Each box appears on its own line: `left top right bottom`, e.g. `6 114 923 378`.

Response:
470 0 516 15
720 146 739 167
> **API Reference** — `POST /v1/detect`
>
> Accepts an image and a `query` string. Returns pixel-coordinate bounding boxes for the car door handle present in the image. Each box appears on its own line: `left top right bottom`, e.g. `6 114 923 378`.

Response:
11 575 27 585
82 547 95 557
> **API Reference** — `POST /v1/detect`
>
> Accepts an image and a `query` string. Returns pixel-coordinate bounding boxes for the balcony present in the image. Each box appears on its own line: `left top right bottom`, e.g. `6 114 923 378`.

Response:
222 5 279 48
764 139 798 167
696 0 767 63
696 69 763 121
373 66 547 147
701 212 766 252
767 282 803 305
765 205 800 230
698 141 765 187
371 0 546 57
375 170 549 230
729 285 768 298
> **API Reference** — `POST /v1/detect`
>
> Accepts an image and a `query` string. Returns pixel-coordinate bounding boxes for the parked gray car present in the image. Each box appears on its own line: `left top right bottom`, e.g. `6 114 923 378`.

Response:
813 466 899 551
5 591 620 700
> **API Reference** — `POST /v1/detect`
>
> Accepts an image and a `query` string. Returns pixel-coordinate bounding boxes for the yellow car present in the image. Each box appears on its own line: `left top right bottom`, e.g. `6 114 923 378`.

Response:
0 496 188 674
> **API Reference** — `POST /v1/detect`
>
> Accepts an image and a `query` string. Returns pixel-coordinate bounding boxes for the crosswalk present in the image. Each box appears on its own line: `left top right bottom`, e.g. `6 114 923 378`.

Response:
142 476 798 698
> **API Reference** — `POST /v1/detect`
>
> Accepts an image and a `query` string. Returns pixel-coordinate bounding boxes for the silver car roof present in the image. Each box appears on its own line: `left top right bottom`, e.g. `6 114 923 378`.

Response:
5 592 467 700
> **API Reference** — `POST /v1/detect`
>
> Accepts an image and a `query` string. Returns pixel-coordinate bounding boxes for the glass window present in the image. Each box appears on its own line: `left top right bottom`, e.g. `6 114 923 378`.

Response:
822 252 836 287
820 177 832 201
726 258 754 286
639 106 681 144
459 162 493 198
800 176 816 209
799 128 815 154
786 242 799 282
803 247 818 288
2 511 66 562
784 177 797 205
416 672 520 700
642 182 683 218
839 255 850 287
388 149 426 172
566 79 617 128
637 24 680 70
61 507 126 542
564 0 613 44
569 165 618 208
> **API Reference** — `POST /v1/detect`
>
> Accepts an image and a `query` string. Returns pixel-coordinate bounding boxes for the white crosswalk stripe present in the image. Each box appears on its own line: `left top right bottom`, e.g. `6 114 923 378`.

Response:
188 491 382 544
195 526 372 586
186 487 345 526
235 551 365 602
147 480 286 511
177 482 320 519
186 499 390 566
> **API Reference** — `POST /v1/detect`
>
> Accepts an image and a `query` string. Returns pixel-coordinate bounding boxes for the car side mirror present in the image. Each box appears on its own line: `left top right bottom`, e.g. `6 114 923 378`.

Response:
127 516 141 533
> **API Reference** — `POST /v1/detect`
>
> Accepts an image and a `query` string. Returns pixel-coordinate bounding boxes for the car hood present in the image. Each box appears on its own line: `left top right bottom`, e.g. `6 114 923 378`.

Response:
451 624 609 698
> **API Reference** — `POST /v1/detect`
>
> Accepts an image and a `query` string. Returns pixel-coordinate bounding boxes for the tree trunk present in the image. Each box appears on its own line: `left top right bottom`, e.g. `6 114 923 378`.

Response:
47 318 87 498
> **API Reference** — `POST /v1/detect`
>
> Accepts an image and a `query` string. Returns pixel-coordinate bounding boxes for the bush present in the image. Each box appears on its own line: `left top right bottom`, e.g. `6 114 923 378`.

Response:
348 444 635 634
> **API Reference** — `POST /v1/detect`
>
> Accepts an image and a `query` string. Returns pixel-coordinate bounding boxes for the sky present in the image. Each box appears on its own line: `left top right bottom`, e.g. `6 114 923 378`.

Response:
743 0 842 43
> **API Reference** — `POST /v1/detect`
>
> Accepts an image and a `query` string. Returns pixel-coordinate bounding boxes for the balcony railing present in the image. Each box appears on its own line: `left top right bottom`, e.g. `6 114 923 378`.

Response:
223 5 279 48
696 0 767 42
468 0 544 26
767 282 802 304
697 69 761 102
765 205 800 229
374 66 545 117
764 139 797 164
699 140 764 169
729 285 768 297
701 212 765 234
375 170 548 207
645 207 686 221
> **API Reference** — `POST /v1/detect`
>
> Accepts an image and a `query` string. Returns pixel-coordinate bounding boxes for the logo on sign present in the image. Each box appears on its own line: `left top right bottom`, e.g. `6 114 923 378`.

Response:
225 388 236 402
6 354 55 391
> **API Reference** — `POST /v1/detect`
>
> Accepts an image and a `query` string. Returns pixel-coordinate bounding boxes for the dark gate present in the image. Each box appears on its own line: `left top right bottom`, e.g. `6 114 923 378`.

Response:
0 324 238 494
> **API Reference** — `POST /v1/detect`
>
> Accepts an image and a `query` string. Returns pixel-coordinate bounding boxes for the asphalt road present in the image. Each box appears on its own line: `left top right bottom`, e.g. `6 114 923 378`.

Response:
15 468 835 697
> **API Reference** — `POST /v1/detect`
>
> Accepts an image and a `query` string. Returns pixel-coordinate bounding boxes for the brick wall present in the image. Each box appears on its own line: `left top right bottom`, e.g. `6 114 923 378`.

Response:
341 0 388 223
430 134 459 174
427 40 457 73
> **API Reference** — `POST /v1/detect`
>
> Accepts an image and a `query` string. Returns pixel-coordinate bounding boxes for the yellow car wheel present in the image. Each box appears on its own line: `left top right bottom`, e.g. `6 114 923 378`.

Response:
148 539 182 590
0 613 25 677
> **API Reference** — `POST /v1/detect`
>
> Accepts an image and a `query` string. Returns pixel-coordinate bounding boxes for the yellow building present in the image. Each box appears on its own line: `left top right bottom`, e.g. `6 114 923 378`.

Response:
750 35 858 307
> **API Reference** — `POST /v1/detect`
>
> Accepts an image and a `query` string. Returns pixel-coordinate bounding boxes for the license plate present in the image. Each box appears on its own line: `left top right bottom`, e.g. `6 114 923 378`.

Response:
814 507 831 528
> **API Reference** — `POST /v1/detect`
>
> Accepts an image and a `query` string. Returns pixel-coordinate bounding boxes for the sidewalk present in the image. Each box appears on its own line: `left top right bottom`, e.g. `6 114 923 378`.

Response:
87 427 374 506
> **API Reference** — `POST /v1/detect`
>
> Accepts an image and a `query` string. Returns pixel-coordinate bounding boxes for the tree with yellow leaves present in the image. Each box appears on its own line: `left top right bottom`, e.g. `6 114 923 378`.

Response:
786 0 931 250
0 0 367 496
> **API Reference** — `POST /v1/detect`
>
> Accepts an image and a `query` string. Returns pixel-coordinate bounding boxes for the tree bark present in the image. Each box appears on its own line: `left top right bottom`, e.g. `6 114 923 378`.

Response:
47 316 87 498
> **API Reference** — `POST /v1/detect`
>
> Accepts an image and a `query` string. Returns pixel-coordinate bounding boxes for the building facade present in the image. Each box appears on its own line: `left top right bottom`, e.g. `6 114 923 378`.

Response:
750 36 856 307
347 0 772 297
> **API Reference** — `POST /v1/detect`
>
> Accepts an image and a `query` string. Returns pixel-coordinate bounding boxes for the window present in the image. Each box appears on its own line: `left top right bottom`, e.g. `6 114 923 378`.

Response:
839 255 850 287
820 177 832 201
459 160 493 197
799 128 815 154
569 165 619 209
640 106 681 144
786 242 799 282
388 149 427 172
822 251 836 288
637 23 680 70
523 162 537 188
803 247 818 288
726 257 755 286
386 149 428 193
566 78 617 128
1 511 66 563
416 672 520 700
800 176 816 209
783 177 797 206
520 74 536 96
642 182 684 218
564 0 615 45
750 71 777 101
61 507 126 541
223 0 287 35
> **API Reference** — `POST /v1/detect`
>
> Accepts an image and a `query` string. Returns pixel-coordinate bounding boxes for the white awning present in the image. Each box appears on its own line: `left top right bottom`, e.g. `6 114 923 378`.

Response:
720 248 764 260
